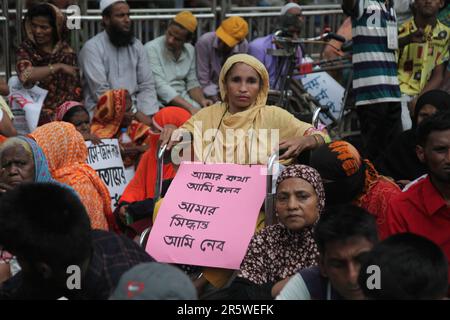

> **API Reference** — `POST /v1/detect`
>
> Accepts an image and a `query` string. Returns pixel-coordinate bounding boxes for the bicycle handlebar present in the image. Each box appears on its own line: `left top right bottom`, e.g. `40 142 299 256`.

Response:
322 32 346 43
273 32 346 45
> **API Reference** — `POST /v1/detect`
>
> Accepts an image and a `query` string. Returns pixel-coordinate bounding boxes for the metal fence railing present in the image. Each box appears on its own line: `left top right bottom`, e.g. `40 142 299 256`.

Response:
0 16 9 80
70 13 217 53
226 9 344 55
0 4 344 79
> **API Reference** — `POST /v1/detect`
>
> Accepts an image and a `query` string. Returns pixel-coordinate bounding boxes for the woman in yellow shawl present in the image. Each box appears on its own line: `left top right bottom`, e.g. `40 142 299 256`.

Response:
164 53 327 164
160 54 328 295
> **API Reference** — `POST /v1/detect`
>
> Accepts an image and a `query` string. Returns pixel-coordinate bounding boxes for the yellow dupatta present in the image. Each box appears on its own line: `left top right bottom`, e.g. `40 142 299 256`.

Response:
181 54 317 164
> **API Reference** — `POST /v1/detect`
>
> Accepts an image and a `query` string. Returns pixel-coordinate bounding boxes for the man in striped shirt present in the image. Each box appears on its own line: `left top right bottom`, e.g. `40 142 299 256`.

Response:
343 0 402 161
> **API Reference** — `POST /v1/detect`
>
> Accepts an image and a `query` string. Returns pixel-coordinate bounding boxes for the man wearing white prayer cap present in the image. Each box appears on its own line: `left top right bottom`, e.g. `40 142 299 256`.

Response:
99 0 125 13
280 2 304 24
79 0 160 122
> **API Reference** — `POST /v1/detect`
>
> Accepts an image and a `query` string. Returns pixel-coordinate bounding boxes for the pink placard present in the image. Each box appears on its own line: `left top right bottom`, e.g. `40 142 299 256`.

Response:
146 162 266 269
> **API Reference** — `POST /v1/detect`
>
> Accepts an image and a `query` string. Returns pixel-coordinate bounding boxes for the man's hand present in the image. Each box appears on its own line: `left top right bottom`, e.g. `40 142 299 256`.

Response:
399 28 425 49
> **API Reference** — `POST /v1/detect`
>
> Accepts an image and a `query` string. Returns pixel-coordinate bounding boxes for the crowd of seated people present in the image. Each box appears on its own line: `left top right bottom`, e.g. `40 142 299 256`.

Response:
0 0 449 300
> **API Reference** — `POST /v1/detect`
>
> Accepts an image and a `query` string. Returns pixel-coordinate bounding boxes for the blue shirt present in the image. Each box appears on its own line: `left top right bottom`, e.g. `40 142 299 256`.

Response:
248 34 303 89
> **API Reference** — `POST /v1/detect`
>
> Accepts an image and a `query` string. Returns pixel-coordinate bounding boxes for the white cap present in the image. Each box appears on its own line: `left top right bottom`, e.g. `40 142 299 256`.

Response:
100 0 126 13
280 3 302 15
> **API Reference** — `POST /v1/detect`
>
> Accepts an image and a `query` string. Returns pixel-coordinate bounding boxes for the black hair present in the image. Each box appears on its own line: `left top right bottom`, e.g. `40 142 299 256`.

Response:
358 233 448 300
27 3 58 42
413 90 450 128
0 183 92 270
310 142 366 206
416 110 450 146
168 20 194 42
314 204 378 254
62 105 90 123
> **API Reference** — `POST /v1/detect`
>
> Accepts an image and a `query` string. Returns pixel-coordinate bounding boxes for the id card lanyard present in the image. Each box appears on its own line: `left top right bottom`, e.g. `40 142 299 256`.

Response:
384 1 398 50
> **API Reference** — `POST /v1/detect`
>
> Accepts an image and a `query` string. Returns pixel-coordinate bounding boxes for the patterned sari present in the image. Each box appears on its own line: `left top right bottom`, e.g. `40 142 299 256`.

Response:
90 89 152 167
16 3 82 125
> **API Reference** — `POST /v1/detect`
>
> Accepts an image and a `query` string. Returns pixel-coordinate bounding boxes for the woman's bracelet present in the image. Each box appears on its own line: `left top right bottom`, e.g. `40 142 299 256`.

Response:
48 63 55 75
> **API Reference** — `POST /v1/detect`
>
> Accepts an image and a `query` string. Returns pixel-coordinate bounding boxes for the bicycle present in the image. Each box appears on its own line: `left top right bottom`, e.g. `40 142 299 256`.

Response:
267 31 360 140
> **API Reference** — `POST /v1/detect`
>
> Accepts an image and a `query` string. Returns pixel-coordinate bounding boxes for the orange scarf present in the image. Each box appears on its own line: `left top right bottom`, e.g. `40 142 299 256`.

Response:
31 122 118 231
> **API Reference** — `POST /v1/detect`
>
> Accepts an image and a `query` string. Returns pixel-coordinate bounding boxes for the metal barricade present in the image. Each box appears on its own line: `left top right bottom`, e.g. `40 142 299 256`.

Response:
1 4 345 83
0 4 10 80
265 152 279 226
139 226 151 248
71 13 216 52
226 9 344 56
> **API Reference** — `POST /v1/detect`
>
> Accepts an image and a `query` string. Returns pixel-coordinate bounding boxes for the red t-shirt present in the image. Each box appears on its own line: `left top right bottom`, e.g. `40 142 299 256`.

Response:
385 175 450 294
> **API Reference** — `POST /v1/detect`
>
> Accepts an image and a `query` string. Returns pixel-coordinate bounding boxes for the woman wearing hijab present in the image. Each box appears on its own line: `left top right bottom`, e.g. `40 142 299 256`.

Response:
158 54 328 294
375 90 450 185
310 140 401 239
31 122 118 232
56 101 101 144
16 3 82 125
220 164 324 299
0 135 71 192
164 53 328 164
0 135 73 283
